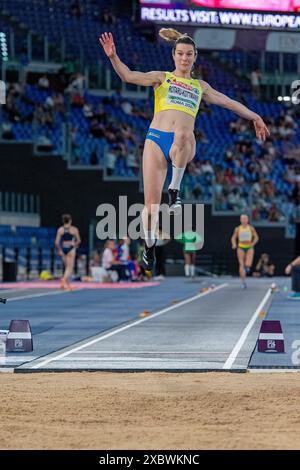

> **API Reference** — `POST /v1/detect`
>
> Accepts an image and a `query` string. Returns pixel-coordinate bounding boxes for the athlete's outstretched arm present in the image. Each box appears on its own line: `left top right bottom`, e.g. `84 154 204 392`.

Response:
99 32 164 87
200 80 270 141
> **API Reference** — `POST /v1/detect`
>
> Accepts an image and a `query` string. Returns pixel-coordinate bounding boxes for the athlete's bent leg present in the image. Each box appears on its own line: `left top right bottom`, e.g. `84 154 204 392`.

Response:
169 129 195 174
168 130 195 212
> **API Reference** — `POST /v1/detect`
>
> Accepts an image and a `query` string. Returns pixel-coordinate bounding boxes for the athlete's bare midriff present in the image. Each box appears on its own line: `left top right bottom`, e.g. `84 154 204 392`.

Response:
150 109 195 135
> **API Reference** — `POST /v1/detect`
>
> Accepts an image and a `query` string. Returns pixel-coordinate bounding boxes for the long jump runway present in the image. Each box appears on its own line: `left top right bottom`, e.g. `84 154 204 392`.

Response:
0 277 284 373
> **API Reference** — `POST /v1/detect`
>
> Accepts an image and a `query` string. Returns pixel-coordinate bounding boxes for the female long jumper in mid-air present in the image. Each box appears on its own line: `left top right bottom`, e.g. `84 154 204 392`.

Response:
99 29 269 272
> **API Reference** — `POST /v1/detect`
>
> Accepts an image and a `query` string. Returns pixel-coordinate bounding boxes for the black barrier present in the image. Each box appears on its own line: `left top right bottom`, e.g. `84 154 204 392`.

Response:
2 261 17 282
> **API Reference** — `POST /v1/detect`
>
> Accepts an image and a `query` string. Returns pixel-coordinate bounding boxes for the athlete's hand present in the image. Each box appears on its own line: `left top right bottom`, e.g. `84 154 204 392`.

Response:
232 244 237 250
285 264 292 275
99 32 116 59
253 116 270 142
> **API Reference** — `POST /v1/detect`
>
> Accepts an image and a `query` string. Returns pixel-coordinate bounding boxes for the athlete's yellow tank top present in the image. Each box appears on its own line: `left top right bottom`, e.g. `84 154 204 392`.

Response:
154 71 202 118
238 225 253 249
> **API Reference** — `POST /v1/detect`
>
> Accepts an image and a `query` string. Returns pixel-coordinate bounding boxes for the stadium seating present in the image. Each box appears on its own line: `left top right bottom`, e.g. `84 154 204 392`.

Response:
0 0 299 235
0 224 56 248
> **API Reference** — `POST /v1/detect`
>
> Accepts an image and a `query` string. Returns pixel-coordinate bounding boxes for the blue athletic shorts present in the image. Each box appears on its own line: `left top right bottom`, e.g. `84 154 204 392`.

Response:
146 128 174 164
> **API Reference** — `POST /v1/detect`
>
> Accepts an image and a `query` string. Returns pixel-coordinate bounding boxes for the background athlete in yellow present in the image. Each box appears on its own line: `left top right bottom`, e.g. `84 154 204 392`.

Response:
231 214 259 288
99 29 269 272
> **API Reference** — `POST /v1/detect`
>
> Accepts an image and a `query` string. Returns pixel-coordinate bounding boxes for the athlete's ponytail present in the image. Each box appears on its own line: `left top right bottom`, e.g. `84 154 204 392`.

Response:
158 28 183 42
159 28 196 53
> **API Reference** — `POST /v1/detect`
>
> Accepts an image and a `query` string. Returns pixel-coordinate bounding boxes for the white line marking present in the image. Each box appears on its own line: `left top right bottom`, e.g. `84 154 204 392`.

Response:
71 351 229 354
0 288 29 294
223 288 271 370
41 357 220 362
7 290 82 302
30 283 228 369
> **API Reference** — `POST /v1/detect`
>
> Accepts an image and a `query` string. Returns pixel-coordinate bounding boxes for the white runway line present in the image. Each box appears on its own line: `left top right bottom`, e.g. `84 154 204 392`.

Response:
0 288 29 294
223 288 272 370
7 289 82 302
41 357 209 362
29 283 228 369
71 350 230 354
